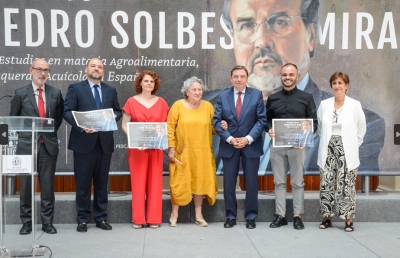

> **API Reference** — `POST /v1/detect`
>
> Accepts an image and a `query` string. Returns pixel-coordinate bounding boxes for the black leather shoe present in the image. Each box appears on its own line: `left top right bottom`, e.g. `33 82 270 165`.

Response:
19 222 32 235
246 220 256 229
96 220 112 230
293 216 305 230
223 219 236 228
42 224 57 234
76 222 87 233
269 215 288 228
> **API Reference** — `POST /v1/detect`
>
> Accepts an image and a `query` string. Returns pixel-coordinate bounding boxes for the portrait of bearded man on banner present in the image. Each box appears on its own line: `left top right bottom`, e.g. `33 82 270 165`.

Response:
216 0 385 171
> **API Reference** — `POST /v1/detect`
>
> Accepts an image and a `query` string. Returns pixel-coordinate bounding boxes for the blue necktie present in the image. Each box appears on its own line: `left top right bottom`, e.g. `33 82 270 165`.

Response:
93 85 101 109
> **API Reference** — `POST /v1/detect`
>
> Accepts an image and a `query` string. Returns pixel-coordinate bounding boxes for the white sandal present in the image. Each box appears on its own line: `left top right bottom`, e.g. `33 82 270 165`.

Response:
195 218 208 227
169 217 177 227
132 224 143 229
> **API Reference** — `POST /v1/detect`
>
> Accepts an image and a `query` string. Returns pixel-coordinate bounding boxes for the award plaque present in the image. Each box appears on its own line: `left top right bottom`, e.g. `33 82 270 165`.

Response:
127 122 168 149
272 119 314 147
72 108 118 131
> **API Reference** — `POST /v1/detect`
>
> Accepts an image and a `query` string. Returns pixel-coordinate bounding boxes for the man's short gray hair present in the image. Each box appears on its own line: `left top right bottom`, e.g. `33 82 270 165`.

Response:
181 76 207 98
31 58 47 67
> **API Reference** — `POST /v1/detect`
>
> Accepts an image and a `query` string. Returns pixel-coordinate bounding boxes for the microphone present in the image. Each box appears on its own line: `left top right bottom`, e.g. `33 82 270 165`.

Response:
32 92 51 118
0 95 12 101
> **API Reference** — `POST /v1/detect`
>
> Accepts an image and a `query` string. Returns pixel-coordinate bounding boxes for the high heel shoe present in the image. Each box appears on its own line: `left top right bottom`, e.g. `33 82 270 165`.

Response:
169 217 177 227
195 218 208 227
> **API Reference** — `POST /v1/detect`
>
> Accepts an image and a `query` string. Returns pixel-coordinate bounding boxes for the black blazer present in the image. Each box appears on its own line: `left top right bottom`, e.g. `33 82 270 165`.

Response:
10 83 64 155
63 80 122 154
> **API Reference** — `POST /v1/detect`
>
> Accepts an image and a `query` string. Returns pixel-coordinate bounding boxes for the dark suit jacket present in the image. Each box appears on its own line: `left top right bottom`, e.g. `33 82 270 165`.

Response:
63 80 122 154
10 83 64 155
213 86 266 158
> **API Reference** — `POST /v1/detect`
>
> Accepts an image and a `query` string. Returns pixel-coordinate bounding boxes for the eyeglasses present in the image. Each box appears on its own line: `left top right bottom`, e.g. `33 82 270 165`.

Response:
32 67 50 74
232 12 303 45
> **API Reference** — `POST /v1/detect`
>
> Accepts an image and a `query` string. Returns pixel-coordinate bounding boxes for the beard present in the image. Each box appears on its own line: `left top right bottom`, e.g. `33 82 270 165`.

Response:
36 76 48 85
88 72 103 80
248 73 282 93
247 47 311 96
283 79 297 88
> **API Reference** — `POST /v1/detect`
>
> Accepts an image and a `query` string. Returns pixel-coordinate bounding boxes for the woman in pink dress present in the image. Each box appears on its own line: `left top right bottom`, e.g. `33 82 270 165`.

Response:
121 70 169 229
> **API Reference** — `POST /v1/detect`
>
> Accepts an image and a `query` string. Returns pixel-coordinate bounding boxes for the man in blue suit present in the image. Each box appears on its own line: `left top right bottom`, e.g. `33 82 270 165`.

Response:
213 65 266 229
64 58 122 233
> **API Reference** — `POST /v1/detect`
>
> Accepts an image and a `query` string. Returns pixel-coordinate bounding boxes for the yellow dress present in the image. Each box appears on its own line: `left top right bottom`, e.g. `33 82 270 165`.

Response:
167 100 218 206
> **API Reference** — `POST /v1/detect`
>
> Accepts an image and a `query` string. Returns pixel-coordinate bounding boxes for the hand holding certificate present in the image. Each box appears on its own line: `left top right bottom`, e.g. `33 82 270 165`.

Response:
72 108 118 131
127 122 168 149
272 119 314 148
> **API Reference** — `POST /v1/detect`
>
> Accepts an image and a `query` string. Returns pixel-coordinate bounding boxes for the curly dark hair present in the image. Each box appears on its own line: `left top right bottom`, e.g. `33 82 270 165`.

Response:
134 70 161 95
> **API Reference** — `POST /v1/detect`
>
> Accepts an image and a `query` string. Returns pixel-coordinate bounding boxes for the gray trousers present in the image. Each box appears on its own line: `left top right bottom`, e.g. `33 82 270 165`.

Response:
270 145 308 215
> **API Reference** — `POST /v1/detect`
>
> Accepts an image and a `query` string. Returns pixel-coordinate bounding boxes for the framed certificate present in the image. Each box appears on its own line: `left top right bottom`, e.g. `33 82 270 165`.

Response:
272 119 314 147
72 108 118 131
127 122 168 149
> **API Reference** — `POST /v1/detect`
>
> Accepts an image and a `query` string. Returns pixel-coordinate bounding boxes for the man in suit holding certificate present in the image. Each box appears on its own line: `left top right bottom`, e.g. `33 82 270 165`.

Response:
64 58 122 233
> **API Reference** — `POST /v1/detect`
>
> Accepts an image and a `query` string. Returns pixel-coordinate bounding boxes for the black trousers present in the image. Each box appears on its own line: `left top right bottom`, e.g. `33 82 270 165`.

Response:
20 142 57 224
73 138 111 224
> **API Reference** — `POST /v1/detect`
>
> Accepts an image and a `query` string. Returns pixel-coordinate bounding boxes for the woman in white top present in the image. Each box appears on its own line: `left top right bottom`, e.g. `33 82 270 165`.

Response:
317 72 366 232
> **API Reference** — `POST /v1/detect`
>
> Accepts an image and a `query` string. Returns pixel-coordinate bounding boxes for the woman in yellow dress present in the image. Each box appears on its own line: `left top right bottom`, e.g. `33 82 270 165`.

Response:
167 76 218 227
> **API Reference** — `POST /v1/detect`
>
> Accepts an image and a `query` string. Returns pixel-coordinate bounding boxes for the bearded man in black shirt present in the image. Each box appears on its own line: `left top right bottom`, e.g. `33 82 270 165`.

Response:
266 63 317 230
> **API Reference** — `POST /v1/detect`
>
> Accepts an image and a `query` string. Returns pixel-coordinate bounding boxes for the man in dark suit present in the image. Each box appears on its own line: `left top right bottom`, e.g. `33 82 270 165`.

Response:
213 65 266 229
63 58 122 233
10 58 64 235
220 0 385 172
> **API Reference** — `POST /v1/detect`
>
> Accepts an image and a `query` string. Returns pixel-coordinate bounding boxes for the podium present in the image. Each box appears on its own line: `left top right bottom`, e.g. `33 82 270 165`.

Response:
0 116 54 258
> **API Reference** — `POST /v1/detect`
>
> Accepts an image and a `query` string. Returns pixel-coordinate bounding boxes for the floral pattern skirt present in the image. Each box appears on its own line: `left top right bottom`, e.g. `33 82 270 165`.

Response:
319 135 357 219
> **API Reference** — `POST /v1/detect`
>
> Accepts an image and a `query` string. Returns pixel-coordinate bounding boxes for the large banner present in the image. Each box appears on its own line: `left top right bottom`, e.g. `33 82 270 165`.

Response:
0 0 398 173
